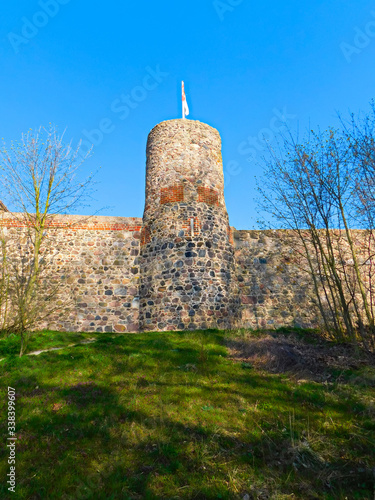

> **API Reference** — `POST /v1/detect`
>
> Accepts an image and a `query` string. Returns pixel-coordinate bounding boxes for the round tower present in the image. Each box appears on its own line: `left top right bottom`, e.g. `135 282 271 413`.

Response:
139 119 238 332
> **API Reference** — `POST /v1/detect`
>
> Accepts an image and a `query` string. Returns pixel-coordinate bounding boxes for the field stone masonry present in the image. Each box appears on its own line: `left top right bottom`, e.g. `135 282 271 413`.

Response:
0 119 322 333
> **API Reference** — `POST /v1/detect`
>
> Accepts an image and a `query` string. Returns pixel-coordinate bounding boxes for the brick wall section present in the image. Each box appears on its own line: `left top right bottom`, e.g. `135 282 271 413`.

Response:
227 226 234 246
181 217 202 237
0 216 142 232
141 226 151 246
160 185 184 204
197 186 219 206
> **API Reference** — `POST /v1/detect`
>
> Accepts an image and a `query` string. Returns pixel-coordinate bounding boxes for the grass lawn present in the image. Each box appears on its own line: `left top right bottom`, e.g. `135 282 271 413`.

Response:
0 329 374 499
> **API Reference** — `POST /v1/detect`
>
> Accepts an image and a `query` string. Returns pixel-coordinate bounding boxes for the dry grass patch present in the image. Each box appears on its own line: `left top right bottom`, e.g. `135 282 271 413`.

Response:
227 330 375 382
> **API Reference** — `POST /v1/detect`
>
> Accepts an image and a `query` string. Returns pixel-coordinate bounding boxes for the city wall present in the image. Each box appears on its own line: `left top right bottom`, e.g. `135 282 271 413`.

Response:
1 119 370 334
0 213 323 333
0 214 142 333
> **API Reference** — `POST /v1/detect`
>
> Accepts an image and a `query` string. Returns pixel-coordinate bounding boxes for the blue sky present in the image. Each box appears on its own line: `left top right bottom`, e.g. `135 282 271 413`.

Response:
1 0 375 229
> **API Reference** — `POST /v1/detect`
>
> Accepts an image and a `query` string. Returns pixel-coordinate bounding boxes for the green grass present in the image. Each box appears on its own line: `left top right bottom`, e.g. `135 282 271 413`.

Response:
0 329 374 499
0 330 97 358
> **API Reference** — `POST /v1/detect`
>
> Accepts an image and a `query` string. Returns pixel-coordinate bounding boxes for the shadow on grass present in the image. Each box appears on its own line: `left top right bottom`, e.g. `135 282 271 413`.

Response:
0 330 374 499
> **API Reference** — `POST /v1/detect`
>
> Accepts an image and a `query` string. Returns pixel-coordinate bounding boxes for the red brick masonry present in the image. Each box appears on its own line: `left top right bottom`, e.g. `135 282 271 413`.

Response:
182 217 202 236
197 186 219 206
227 226 234 246
0 215 142 232
160 185 184 204
141 226 151 245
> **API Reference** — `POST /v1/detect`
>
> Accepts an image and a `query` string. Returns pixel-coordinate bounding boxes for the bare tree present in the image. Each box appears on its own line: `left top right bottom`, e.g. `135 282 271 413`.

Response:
257 111 375 350
342 102 375 230
0 126 94 355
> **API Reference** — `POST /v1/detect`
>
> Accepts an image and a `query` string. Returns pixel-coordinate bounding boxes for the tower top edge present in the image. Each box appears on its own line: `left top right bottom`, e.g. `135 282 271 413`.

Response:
148 119 221 137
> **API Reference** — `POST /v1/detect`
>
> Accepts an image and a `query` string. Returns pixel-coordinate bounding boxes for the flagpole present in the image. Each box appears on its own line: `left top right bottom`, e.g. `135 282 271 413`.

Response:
182 81 185 119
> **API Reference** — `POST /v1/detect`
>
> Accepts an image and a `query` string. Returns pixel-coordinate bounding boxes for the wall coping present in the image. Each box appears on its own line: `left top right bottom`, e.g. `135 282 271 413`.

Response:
0 213 143 231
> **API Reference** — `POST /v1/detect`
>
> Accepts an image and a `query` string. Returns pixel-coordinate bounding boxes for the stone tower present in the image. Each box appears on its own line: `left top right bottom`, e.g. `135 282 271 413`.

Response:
139 119 238 332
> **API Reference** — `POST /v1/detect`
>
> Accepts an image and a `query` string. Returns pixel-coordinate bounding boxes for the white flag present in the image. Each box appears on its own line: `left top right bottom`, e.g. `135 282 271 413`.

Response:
182 81 189 119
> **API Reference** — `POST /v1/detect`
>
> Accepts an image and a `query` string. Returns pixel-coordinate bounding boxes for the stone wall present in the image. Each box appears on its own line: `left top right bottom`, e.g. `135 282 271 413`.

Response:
233 229 320 330
0 119 372 334
0 214 142 333
0 212 371 333
233 228 374 331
